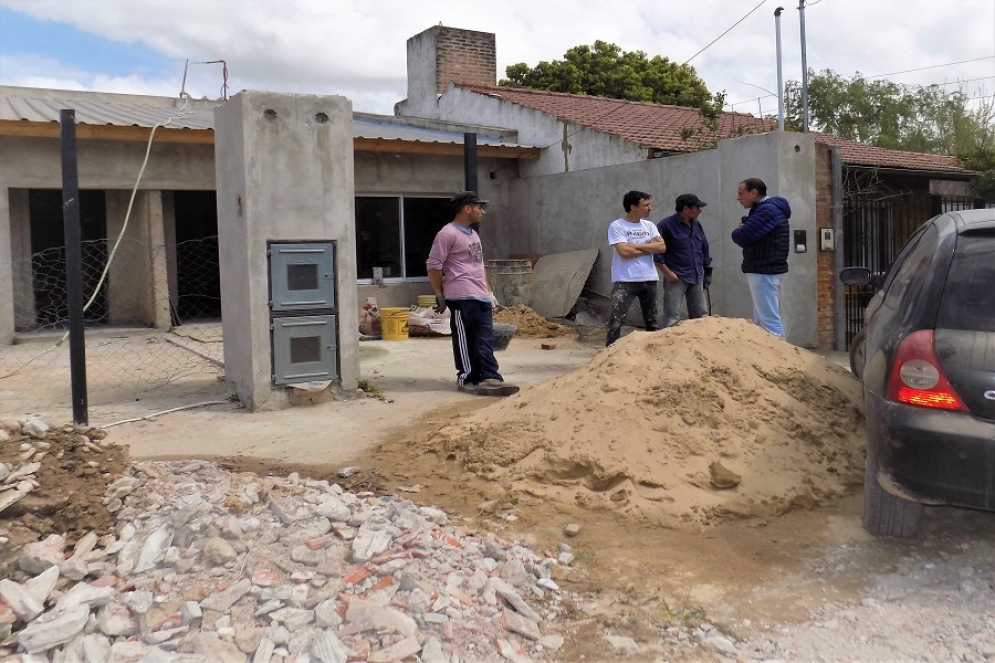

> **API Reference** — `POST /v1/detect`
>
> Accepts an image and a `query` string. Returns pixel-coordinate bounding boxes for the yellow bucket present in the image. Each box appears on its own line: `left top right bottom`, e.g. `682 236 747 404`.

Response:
380 307 409 341
417 295 437 308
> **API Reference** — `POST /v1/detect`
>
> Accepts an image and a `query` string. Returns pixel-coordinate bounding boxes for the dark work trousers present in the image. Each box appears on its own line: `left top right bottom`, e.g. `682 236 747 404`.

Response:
606 281 659 346
447 299 503 386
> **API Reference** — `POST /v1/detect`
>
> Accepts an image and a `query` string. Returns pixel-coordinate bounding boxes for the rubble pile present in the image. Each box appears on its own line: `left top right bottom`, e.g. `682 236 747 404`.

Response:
0 420 570 662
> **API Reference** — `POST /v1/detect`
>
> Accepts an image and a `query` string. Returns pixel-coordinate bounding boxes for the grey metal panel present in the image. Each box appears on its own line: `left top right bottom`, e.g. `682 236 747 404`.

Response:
272 315 338 385
270 242 336 312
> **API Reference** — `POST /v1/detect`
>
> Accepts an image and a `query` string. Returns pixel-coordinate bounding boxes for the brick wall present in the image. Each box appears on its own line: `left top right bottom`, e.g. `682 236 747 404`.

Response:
814 143 836 349
432 27 496 93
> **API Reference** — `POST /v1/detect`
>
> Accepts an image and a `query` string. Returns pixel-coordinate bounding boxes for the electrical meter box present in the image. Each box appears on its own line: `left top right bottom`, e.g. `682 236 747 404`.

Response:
269 241 339 385
269 242 336 311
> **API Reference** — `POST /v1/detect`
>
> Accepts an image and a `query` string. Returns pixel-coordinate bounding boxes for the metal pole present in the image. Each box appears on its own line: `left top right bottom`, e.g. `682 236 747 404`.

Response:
775 7 785 131
463 132 478 193
60 109 88 426
798 0 809 133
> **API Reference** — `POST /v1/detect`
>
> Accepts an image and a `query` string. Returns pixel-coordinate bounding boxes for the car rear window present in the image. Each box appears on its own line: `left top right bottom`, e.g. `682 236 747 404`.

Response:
937 233 995 332
883 225 938 311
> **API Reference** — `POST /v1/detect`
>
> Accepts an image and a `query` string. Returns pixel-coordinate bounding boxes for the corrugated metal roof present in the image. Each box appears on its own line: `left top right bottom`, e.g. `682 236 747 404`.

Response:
351 117 518 146
0 91 535 148
0 94 214 130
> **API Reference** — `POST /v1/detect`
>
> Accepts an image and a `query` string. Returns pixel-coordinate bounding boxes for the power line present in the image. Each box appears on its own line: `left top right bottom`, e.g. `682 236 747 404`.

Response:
867 56 995 80
682 0 767 65
726 73 995 109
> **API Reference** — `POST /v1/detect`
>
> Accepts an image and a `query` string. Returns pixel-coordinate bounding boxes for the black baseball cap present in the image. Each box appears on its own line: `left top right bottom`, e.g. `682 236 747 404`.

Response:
451 191 489 207
676 193 707 209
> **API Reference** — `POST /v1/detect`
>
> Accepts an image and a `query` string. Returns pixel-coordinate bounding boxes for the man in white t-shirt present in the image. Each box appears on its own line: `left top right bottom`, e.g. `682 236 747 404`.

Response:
606 190 667 346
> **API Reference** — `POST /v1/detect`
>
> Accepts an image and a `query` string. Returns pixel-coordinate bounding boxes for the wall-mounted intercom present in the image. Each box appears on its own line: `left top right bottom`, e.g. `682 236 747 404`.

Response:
268 241 338 386
820 228 835 251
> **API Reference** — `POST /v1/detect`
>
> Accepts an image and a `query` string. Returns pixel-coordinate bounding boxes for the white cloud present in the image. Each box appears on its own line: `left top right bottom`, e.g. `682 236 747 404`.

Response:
2 0 994 115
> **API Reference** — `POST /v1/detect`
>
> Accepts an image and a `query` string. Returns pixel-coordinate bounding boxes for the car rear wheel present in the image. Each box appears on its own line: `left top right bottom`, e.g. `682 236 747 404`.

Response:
849 327 867 380
862 448 922 537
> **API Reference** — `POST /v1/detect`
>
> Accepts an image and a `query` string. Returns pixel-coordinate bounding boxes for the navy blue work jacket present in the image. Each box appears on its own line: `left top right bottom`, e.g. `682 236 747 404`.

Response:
653 213 712 283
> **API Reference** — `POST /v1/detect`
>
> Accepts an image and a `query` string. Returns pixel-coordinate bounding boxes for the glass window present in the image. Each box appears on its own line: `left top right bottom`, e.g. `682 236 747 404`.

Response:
354 196 451 280
286 263 318 291
937 233 995 332
883 225 938 311
289 336 322 364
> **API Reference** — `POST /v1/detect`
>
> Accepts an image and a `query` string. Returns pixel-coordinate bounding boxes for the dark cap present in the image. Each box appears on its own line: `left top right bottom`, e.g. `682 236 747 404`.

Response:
451 191 489 207
675 193 707 210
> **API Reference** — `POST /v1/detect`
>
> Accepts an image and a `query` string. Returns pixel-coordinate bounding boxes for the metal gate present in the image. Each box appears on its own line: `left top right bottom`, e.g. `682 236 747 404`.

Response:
842 191 982 348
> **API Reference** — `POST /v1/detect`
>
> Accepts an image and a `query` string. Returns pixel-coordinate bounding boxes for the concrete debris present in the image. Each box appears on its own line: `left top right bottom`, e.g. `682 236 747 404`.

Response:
0 419 572 662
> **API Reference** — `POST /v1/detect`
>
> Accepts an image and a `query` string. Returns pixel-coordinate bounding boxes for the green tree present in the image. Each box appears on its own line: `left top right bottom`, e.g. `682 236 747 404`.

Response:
784 69 994 156
501 41 723 113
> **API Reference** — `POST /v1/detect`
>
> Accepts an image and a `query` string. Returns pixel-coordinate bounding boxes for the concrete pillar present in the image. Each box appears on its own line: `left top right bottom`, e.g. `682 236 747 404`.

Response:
7 190 34 336
144 191 171 329
104 190 170 328
162 192 179 315
0 188 14 343
215 91 358 411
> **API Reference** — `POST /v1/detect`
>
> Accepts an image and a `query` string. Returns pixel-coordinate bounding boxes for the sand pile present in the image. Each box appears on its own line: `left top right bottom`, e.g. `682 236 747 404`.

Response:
420 317 865 527
493 306 572 338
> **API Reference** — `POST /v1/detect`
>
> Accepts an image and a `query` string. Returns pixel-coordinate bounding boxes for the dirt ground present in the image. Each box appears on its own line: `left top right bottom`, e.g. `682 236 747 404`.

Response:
8 317 995 660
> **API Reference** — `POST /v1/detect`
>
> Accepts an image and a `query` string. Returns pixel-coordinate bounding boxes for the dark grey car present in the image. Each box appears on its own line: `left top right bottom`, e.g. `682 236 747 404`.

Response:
841 209 995 537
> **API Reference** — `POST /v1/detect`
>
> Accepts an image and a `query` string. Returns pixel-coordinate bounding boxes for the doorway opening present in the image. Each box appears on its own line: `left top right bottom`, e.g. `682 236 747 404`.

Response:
28 189 108 329
173 191 221 321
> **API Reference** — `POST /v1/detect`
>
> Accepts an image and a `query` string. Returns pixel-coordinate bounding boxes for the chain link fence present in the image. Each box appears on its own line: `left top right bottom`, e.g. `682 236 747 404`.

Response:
1 236 228 424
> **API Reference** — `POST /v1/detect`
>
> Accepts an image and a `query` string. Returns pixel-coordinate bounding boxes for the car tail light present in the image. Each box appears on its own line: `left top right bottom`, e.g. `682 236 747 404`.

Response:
886 329 968 411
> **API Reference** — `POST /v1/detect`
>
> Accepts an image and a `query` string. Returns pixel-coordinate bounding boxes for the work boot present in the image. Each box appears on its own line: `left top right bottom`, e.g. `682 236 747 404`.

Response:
477 378 520 397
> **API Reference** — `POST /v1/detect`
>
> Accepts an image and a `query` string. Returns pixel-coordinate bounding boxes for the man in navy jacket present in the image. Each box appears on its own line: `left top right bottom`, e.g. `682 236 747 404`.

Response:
732 178 791 338
654 193 712 327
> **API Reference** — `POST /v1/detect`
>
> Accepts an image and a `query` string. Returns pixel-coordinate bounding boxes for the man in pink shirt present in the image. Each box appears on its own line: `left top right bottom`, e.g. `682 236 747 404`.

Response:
427 192 519 397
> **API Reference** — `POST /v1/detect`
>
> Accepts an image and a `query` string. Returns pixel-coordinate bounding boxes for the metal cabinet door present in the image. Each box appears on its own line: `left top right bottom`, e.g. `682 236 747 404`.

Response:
272 315 338 385
269 242 335 312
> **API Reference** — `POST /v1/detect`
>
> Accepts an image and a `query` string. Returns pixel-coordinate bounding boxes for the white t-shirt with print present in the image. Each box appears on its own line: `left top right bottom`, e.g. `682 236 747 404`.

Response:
608 218 662 283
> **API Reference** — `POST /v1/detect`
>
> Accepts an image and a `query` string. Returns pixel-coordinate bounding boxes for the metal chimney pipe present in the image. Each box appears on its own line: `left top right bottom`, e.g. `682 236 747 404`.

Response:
775 7 785 131
798 0 810 133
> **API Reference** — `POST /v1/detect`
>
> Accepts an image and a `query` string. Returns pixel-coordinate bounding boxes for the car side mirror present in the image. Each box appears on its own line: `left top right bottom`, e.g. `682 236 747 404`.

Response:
839 267 872 286
840 267 886 289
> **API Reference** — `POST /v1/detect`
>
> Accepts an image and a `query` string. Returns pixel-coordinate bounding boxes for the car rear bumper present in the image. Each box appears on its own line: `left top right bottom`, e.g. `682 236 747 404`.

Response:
867 394 995 509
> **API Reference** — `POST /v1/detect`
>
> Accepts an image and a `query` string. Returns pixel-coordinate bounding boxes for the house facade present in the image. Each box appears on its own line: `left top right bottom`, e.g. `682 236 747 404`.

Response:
395 26 980 349
0 25 981 356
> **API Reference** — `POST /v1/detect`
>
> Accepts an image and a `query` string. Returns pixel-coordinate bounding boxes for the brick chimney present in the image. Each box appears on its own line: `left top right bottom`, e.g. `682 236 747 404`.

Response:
401 26 496 116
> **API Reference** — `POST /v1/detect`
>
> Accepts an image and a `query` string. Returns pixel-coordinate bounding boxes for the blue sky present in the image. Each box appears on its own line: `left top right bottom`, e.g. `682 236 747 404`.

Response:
1 0 993 116
0 7 170 80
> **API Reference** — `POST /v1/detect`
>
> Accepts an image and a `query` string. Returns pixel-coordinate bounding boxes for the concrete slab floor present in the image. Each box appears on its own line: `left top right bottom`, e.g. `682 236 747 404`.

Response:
117 334 601 468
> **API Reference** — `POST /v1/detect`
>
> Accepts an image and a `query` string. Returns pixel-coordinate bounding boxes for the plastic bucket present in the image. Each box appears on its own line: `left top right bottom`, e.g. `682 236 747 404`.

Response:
417 295 437 308
380 307 409 341
486 259 533 307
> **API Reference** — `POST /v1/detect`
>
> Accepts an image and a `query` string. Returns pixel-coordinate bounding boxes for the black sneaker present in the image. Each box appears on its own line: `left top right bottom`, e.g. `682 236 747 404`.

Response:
478 379 520 396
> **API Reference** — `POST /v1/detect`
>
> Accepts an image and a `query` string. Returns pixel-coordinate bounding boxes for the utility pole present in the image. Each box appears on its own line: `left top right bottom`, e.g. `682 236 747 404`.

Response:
775 7 785 131
798 0 810 132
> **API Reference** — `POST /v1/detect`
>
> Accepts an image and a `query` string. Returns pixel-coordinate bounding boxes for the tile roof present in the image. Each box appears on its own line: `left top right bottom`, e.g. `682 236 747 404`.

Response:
458 83 969 175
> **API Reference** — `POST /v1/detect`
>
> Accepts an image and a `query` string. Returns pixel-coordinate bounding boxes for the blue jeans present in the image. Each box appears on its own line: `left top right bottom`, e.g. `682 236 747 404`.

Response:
661 279 708 328
745 273 785 338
